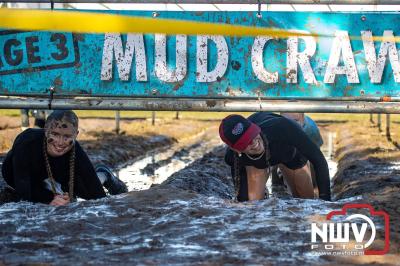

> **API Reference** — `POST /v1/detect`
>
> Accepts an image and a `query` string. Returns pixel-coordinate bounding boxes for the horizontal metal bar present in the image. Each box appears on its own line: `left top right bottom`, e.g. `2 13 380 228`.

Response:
6 93 400 102
2 0 400 4
1 96 400 113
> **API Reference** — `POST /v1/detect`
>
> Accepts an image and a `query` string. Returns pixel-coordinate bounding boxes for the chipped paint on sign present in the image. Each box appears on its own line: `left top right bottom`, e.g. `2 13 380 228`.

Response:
1 11 400 99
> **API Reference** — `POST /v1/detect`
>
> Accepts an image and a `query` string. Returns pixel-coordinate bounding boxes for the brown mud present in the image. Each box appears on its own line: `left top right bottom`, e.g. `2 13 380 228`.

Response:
0 116 215 200
328 116 400 264
0 114 400 265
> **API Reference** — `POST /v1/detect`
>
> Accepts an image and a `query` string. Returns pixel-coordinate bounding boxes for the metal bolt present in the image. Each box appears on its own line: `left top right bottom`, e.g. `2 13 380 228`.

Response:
151 89 158 95
152 12 159 18
360 90 365 95
361 15 366 21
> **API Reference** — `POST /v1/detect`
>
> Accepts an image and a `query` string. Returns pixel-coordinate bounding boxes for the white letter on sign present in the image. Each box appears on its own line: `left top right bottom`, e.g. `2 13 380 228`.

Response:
362 30 400 83
101 33 147 81
287 36 317 84
252 36 278 83
196 35 228 82
155 34 187 82
324 31 359 83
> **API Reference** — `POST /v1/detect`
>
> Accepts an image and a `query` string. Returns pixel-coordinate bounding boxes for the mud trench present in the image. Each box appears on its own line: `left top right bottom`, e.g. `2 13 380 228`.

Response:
0 125 399 265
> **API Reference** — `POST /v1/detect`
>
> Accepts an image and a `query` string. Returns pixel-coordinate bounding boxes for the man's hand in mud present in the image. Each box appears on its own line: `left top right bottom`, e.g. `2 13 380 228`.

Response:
50 193 70 206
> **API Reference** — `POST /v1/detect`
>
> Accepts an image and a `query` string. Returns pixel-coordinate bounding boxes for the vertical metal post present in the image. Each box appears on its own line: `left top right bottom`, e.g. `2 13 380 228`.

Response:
115 110 120 134
20 109 30 130
377 113 382 132
175 111 180 120
152 111 156 126
369 113 374 123
386 114 391 139
328 132 334 159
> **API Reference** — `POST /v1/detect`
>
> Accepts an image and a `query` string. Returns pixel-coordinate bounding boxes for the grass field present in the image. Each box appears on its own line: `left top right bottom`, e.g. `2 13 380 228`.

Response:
0 109 236 120
1 108 400 123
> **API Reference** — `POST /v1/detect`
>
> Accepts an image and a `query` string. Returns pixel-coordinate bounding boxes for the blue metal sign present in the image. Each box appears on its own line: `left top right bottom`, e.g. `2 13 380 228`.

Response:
1 11 400 99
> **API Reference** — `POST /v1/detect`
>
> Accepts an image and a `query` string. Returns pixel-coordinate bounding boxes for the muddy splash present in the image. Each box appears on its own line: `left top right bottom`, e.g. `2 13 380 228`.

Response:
0 142 356 266
0 134 350 266
0 185 361 265
0 122 399 265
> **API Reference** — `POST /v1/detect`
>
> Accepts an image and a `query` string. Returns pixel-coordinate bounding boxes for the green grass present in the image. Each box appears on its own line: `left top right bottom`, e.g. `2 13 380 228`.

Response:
0 109 243 120
309 113 400 123
74 110 239 120
2 108 400 122
0 109 20 117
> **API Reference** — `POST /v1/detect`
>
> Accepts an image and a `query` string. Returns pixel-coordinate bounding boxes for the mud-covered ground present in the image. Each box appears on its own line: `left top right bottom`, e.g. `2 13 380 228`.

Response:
0 114 400 265
0 115 216 199
329 116 400 263
0 114 216 166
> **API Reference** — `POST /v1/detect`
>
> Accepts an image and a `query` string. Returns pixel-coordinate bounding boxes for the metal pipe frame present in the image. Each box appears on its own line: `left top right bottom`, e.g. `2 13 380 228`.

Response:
1 96 400 113
2 0 400 4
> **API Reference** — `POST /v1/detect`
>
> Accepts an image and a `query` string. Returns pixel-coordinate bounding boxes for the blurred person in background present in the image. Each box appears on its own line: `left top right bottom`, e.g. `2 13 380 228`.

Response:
20 109 47 130
280 112 323 148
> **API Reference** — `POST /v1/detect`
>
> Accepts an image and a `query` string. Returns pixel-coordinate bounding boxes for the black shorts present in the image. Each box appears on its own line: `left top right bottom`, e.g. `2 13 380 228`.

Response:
282 149 308 170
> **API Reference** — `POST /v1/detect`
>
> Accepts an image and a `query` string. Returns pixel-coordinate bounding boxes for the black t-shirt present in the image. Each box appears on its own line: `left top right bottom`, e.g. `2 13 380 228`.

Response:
225 112 331 200
2 129 106 203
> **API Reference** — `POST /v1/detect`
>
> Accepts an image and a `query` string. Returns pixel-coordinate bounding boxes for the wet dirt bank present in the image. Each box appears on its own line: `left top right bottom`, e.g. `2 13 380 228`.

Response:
0 147 348 265
0 115 219 164
1 114 400 265
0 116 218 202
1 144 398 265
331 117 400 258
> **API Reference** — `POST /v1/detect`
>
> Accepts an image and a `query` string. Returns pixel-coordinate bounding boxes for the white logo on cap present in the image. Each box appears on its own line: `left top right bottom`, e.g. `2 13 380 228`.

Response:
232 123 244 135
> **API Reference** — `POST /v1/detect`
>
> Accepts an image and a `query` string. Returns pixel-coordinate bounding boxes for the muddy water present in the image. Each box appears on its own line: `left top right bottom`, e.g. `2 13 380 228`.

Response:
117 128 222 191
118 130 338 196
0 130 364 265
0 187 361 265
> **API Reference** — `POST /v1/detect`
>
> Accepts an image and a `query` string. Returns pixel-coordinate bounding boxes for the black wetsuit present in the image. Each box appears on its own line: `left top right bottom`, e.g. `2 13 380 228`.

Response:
225 112 331 201
1 129 106 203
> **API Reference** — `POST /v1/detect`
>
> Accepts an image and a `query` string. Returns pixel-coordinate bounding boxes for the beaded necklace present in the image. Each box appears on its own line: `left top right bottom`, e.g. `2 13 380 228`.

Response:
245 149 265 161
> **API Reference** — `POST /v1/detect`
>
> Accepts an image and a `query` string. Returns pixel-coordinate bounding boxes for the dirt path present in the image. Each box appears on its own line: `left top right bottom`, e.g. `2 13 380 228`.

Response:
330 117 400 261
0 115 219 165
0 115 219 202
0 114 399 265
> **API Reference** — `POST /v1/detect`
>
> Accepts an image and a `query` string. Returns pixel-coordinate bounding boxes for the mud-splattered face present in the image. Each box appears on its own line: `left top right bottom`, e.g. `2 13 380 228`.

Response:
45 120 78 157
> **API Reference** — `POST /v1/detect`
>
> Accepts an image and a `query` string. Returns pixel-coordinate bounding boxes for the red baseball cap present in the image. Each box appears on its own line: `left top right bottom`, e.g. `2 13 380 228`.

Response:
219 114 261 152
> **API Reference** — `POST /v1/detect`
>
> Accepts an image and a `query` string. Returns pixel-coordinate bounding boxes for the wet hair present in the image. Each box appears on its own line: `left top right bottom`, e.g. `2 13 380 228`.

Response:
45 110 79 131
